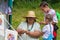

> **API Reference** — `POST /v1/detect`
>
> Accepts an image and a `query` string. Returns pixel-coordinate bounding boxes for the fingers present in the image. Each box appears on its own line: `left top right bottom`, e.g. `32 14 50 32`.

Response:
17 29 30 35
25 30 30 34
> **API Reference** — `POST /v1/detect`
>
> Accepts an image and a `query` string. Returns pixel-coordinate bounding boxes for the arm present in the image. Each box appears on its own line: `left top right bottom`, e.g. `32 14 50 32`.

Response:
52 21 56 25
25 30 41 38
40 32 45 36
39 21 47 25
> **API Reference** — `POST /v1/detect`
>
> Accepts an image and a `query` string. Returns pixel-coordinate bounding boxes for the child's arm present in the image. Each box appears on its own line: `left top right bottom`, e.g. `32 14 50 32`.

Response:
39 21 47 25
40 32 44 36
52 21 57 25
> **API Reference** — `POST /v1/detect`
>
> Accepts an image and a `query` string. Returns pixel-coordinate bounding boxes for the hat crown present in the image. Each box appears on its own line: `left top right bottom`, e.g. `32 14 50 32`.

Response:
26 11 36 17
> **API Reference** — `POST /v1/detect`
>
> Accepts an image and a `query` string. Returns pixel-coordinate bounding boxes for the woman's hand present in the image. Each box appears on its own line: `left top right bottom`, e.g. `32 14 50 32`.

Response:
17 29 26 35
25 30 40 38
25 30 30 34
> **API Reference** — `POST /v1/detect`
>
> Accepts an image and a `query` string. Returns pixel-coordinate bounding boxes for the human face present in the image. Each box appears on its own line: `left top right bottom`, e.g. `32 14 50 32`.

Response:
45 19 49 24
40 6 48 13
27 17 35 24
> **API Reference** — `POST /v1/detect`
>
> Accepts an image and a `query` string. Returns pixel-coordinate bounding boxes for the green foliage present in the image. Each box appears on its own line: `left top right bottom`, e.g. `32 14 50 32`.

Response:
42 0 60 4
56 12 60 20
13 0 60 9
13 0 42 9
51 3 60 8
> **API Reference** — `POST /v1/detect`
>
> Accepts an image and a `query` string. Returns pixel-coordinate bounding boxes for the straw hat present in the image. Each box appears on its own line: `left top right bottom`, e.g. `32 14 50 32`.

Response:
25 11 36 18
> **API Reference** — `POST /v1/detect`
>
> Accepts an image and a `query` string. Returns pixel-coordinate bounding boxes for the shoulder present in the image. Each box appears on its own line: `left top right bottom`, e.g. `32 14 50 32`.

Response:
20 21 27 24
17 22 27 29
34 22 40 26
43 24 49 29
33 22 40 28
49 9 56 16
50 9 55 13
50 9 56 14
34 22 41 31
18 21 27 26
44 24 53 29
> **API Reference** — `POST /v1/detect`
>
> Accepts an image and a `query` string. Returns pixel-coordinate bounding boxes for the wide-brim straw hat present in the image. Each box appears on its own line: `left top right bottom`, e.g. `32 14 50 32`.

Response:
24 11 36 18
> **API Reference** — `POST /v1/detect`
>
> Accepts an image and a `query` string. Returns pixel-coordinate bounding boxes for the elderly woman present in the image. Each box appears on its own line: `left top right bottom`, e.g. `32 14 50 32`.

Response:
17 11 41 40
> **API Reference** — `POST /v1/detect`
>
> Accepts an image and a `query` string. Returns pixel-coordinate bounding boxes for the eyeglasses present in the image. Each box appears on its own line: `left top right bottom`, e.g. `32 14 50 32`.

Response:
27 17 35 20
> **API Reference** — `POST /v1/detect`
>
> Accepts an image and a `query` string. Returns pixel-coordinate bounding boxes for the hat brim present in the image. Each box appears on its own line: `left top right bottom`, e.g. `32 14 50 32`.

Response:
23 16 37 19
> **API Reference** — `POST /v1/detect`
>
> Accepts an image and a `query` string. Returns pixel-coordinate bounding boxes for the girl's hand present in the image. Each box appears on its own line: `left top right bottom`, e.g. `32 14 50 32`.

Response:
17 29 25 35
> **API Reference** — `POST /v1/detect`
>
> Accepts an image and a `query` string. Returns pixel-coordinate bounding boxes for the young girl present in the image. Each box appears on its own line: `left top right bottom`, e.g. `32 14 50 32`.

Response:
39 1 58 40
41 14 54 40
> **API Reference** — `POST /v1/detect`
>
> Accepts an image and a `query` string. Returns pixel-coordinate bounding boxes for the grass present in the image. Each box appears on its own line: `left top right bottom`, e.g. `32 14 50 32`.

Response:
12 7 60 40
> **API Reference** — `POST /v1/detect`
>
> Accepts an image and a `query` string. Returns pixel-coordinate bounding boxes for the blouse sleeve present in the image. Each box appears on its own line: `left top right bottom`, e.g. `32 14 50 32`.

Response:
34 23 41 31
17 22 24 29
